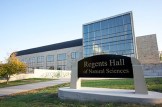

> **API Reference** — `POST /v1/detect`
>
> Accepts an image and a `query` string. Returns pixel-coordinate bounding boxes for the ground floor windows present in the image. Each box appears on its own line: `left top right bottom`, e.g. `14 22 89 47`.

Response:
57 65 66 70
46 66 55 70
36 66 44 69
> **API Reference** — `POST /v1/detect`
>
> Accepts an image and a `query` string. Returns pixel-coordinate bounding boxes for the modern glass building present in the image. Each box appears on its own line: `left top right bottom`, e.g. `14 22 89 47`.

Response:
83 11 136 58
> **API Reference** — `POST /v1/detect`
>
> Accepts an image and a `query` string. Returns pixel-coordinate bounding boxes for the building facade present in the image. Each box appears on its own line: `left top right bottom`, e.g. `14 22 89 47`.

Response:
16 39 83 70
136 34 160 64
16 12 160 70
83 11 136 58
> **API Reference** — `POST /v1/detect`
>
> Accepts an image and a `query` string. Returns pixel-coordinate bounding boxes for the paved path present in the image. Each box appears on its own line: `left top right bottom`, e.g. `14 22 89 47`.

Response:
0 78 70 97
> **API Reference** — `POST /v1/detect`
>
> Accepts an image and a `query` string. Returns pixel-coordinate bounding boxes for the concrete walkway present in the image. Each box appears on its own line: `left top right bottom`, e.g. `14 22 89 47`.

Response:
0 78 70 97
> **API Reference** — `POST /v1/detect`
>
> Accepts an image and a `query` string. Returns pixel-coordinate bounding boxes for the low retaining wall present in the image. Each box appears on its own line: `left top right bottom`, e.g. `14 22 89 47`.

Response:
33 69 71 79
142 63 162 77
0 69 71 83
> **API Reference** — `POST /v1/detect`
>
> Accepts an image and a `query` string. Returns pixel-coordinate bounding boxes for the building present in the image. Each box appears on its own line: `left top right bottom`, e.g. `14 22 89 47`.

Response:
16 12 160 70
83 11 136 58
16 39 83 70
136 34 160 64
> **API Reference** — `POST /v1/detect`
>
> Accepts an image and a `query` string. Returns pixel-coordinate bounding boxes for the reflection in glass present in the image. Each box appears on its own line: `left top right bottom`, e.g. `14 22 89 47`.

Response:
83 12 135 57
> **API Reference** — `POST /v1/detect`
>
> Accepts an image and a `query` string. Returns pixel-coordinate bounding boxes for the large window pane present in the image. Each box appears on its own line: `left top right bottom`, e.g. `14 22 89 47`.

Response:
95 31 101 37
89 24 94 32
83 33 88 39
83 25 89 33
71 52 79 59
101 20 107 29
123 14 131 24
117 16 123 26
94 22 100 31
37 56 44 63
47 55 54 62
32 57 35 63
89 32 94 38
57 53 66 61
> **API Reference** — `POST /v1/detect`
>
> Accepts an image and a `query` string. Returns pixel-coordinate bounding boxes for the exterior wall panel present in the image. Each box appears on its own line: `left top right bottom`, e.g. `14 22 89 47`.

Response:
17 46 83 70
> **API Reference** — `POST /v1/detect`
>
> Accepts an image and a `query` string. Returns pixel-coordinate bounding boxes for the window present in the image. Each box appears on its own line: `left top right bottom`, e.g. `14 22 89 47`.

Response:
28 58 31 64
101 20 107 29
94 22 100 31
101 29 107 36
83 13 135 58
89 32 94 38
89 24 94 32
83 25 89 33
95 31 101 37
116 16 123 26
47 55 54 62
57 53 66 61
83 33 88 39
37 56 44 63
32 57 35 63
123 14 131 24
71 52 79 59
124 24 131 31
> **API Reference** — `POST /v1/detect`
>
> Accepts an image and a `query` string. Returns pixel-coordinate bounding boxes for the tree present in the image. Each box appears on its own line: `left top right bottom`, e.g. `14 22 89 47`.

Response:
0 53 27 84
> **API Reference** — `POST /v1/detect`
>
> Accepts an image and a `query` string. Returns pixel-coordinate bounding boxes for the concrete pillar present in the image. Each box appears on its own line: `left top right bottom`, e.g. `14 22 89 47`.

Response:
131 57 148 94
70 62 81 89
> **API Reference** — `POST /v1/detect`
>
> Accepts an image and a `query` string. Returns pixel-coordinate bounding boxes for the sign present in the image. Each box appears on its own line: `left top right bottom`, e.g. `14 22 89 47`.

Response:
78 54 133 78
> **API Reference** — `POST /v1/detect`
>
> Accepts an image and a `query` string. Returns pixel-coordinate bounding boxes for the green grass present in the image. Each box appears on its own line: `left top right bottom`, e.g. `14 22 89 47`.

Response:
82 78 134 89
0 78 162 107
0 78 54 88
82 78 162 93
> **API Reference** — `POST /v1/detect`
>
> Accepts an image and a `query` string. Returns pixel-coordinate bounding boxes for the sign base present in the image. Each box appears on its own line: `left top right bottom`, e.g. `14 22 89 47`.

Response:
58 87 162 105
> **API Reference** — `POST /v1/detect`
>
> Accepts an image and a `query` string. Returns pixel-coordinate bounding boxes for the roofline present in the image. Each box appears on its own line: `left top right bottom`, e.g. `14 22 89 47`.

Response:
83 11 132 26
136 34 156 38
16 38 83 56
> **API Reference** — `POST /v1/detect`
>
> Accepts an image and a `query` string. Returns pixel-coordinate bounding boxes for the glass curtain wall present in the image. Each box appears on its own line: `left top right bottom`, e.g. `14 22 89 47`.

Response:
83 12 136 58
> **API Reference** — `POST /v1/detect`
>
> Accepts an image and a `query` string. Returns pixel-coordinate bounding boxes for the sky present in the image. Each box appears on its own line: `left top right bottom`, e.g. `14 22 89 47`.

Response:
0 0 162 61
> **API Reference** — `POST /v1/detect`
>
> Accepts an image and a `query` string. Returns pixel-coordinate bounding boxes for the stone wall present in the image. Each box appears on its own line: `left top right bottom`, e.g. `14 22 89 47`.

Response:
136 34 160 64
33 69 71 79
142 63 162 77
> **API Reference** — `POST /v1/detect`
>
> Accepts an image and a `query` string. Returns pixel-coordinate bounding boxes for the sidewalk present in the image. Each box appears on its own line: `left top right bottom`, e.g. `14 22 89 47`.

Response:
0 78 70 97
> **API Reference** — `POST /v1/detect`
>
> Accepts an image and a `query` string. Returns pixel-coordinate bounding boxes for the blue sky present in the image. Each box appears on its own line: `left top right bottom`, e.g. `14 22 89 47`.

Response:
0 0 162 61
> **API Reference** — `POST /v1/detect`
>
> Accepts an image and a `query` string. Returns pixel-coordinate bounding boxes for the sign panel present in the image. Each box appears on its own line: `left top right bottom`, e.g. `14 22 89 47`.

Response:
78 55 133 78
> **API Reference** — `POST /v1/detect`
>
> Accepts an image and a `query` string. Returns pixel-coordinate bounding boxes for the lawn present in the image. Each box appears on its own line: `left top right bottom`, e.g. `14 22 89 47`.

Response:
82 78 162 92
0 78 162 107
0 78 54 88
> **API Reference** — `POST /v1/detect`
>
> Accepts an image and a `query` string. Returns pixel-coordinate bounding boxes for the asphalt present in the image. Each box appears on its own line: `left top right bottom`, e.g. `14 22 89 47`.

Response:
0 78 70 97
